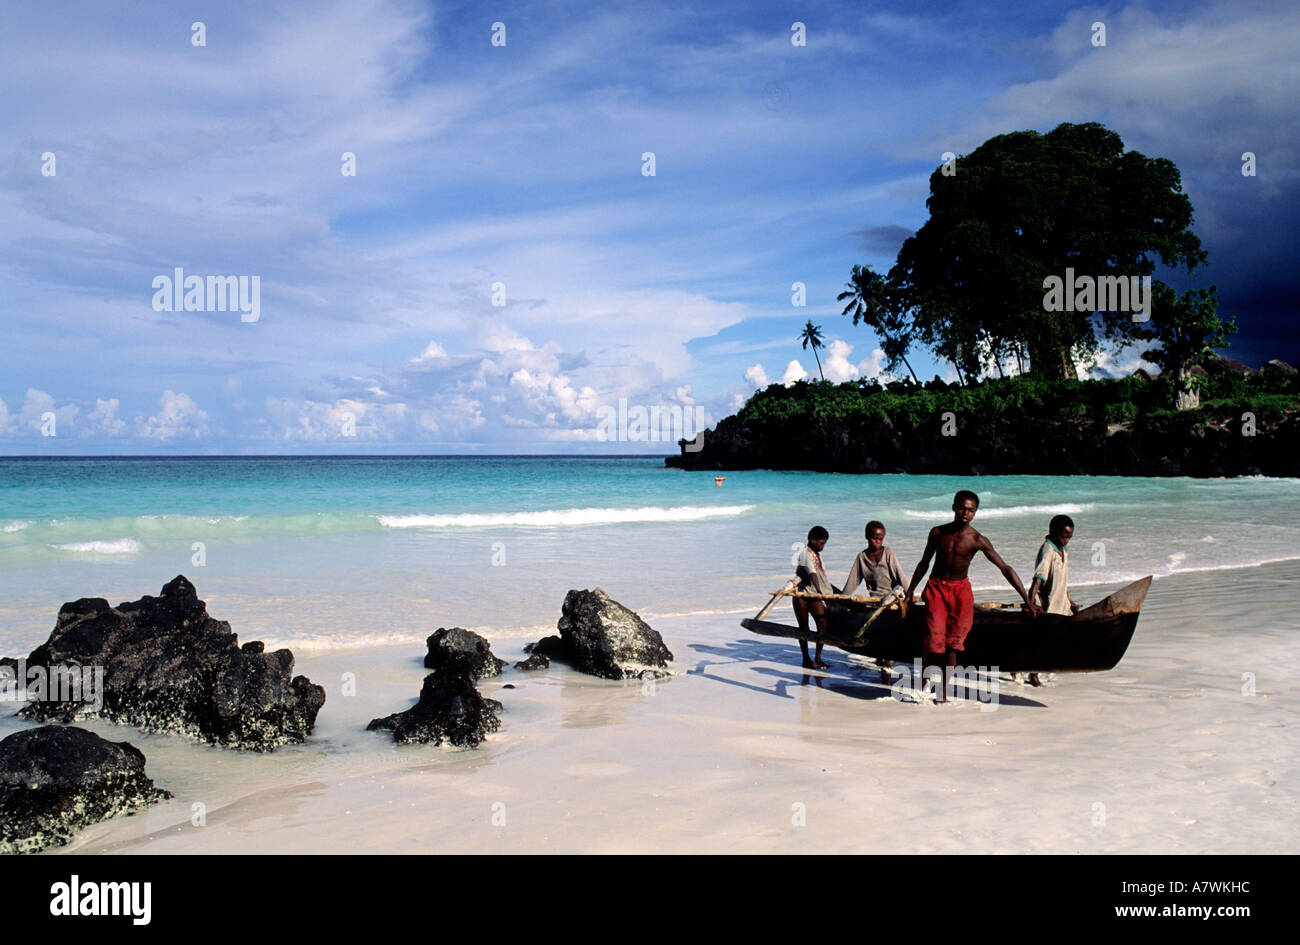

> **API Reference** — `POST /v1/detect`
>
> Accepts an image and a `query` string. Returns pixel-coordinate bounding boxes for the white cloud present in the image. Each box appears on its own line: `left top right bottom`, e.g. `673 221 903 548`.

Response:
20 388 78 435
82 398 126 437
261 396 409 442
780 360 809 386
744 364 769 388
411 340 447 362
857 348 887 379
137 390 210 440
1079 348 1158 381
480 322 535 354
507 364 600 425
823 339 860 382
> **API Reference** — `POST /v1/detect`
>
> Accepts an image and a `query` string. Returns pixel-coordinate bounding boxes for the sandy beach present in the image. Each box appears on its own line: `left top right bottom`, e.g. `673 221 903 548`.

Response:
20 558 1294 856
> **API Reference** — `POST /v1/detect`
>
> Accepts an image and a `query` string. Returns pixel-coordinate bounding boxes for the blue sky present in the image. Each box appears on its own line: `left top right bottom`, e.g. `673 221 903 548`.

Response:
1 0 1296 453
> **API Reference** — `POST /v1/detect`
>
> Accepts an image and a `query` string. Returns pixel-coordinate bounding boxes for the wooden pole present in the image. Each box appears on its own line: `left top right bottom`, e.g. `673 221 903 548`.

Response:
755 580 799 621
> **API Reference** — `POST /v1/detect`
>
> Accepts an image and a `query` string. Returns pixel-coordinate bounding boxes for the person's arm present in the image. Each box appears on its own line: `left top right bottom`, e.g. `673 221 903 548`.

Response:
842 553 865 596
905 529 938 604
1026 544 1048 612
1027 575 1045 608
981 536 1040 616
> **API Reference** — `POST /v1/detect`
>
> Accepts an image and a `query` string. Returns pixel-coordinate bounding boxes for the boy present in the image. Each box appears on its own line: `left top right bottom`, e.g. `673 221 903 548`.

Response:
843 520 906 676
1020 514 1081 686
842 520 906 598
904 491 1040 702
793 526 833 669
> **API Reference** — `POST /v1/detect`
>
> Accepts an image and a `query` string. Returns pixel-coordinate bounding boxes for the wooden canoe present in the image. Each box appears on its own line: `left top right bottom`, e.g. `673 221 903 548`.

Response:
740 576 1152 673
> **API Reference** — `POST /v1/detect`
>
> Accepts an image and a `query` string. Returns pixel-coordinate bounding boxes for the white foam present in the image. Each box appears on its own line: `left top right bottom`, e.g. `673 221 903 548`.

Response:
377 504 755 529
53 538 141 555
903 503 1095 519
2 521 29 533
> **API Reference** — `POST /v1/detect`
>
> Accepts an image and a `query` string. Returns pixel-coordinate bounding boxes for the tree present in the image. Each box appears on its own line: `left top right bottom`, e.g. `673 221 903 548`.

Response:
1139 283 1237 410
836 264 921 384
889 122 1207 379
799 319 826 381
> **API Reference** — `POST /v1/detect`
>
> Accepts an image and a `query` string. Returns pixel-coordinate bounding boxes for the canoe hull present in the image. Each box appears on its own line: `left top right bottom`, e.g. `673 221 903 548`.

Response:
742 576 1151 673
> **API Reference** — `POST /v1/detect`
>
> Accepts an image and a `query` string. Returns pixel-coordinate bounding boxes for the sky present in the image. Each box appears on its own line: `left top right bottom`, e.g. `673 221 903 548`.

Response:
1 0 1296 454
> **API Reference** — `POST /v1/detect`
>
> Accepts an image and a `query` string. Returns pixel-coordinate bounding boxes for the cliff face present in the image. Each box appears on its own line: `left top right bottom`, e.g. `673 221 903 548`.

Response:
667 403 1299 477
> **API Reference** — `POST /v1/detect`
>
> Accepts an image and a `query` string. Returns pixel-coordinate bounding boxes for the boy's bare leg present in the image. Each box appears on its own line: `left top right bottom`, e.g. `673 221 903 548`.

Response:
920 653 940 700
939 648 959 702
812 605 830 668
794 599 815 668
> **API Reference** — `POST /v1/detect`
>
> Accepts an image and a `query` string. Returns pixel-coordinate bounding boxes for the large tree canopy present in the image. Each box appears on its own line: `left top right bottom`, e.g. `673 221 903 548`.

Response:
887 122 1207 379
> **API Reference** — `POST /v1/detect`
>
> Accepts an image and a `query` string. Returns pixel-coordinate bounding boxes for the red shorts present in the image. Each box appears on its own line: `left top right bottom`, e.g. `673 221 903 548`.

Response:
922 578 974 653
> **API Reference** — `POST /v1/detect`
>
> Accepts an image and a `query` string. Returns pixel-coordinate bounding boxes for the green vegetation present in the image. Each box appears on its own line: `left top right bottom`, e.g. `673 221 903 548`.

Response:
736 366 1299 432
1138 284 1236 410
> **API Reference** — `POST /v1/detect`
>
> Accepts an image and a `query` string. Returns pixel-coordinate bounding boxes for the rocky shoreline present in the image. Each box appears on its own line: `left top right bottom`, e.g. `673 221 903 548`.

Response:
2 579 673 852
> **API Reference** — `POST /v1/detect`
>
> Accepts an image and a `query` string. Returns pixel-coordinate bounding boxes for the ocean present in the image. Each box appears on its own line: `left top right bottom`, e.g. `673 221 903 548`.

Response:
2 456 1297 656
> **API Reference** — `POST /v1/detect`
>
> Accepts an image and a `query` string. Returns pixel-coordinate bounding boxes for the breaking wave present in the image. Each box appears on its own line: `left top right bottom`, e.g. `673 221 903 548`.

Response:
53 538 142 555
378 504 755 529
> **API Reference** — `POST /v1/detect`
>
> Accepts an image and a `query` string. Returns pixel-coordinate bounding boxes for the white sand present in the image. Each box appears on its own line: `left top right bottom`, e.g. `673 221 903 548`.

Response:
27 560 1300 854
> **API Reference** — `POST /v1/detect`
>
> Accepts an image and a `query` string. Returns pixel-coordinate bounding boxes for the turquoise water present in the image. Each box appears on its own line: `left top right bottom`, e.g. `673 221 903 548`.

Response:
2 457 1297 655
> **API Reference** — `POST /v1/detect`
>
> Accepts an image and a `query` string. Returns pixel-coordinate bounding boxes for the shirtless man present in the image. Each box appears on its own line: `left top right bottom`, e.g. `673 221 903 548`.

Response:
904 490 1040 702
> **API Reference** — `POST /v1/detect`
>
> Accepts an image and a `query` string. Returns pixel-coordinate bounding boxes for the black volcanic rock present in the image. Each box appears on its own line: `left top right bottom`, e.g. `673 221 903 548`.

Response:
0 725 171 854
513 653 550 671
367 670 502 747
524 635 566 657
556 588 673 680
423 627 504 680
19 576 325 751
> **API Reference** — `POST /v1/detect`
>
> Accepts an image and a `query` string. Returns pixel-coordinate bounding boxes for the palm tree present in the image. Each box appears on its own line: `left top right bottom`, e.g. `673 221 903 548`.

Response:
799 320 826 381
837 265 921 384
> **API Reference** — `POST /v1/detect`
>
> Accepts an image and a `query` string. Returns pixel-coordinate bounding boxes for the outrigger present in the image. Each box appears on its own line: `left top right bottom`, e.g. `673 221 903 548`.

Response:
742 576 1152 673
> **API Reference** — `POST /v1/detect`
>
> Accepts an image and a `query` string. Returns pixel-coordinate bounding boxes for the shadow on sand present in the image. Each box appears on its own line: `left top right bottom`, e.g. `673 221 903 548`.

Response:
687 639 1047 708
